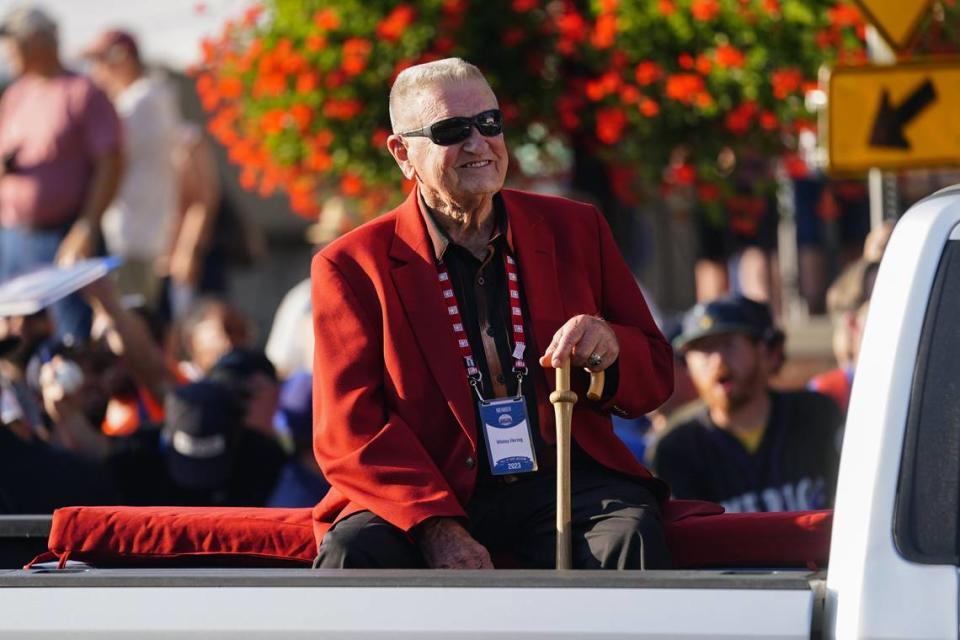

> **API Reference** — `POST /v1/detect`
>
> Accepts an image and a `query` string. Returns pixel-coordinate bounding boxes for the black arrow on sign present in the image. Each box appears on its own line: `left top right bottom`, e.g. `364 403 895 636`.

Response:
869 78 937 149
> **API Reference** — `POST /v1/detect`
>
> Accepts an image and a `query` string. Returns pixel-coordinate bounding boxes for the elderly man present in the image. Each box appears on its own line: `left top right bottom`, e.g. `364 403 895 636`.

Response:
311 58 673 570
0 5 122 340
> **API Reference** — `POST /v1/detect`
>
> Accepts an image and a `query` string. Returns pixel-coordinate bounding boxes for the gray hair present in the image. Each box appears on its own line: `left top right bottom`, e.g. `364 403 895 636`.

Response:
388 57 489 132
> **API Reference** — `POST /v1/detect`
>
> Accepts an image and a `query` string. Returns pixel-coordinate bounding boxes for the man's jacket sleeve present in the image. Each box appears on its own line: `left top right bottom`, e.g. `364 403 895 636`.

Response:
311 254 467 532
591 207 674 418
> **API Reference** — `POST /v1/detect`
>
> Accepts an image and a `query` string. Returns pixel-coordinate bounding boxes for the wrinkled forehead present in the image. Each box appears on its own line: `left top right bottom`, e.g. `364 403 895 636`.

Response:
403 78 498 127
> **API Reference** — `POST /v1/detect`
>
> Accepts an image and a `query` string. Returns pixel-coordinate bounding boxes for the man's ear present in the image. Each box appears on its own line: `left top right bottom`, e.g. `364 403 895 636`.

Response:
387 135 416 181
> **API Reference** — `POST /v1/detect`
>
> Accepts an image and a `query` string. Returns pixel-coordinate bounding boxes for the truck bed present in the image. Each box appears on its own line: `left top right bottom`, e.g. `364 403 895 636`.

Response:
0 567 823 639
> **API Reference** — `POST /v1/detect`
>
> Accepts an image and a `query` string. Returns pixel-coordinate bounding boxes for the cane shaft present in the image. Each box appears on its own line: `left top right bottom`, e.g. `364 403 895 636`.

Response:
549 361 576 570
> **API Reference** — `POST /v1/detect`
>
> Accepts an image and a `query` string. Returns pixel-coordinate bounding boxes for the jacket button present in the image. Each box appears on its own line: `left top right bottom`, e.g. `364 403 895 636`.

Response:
486 327 495 337
465 456 476 469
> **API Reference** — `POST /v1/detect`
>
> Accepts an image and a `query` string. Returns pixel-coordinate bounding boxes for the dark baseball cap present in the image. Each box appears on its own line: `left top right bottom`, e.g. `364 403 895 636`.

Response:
161 381 243 490
673 295 778 352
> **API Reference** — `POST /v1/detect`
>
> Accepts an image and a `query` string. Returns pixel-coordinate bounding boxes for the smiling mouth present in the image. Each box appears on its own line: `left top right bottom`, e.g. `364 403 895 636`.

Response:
460 160 492 168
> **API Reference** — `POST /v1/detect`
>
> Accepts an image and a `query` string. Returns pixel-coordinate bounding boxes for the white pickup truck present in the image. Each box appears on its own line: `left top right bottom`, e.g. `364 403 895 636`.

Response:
0 185 959 639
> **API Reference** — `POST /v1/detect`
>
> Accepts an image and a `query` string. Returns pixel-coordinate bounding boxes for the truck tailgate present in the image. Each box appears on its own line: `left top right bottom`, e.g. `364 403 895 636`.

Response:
0 569 820 639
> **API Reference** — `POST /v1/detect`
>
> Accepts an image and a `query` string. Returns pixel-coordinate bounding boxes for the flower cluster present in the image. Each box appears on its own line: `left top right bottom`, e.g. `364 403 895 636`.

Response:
194 0 959 230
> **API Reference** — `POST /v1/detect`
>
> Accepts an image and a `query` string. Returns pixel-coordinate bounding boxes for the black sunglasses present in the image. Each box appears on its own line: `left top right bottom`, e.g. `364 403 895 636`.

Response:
399 109 503 146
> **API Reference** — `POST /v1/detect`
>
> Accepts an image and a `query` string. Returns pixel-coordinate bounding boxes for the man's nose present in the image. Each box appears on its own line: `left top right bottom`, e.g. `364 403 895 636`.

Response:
461 125 487 151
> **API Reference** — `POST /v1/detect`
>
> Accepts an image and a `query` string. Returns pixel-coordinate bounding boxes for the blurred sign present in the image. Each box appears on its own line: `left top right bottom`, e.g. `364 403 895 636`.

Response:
853 0 933 51
827 60 960 173
0 257 120 317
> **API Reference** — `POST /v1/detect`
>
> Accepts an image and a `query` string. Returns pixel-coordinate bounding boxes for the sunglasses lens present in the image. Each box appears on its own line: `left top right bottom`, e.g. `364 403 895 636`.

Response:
431 119 473 146
475 110 503 136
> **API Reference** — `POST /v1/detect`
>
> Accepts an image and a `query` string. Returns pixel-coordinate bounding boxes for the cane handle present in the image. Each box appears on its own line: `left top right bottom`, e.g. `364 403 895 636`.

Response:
585 370 605 402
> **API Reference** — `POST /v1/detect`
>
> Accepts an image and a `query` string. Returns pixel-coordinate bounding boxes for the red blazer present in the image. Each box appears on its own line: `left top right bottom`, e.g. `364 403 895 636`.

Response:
310 188 673 543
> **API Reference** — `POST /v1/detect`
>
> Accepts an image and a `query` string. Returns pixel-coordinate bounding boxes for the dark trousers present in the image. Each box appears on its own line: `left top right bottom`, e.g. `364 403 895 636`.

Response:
315 466 670 570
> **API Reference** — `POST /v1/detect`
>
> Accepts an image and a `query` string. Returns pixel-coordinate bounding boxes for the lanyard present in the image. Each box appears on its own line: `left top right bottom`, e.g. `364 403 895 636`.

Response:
437 252 528 400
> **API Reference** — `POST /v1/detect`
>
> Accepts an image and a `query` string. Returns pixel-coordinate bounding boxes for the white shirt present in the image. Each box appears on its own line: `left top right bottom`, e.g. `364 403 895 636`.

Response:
266 278 314 378
101 74 179 260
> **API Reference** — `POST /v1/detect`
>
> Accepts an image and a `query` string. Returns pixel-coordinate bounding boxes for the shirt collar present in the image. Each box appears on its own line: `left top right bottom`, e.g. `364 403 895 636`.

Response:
419 191 512 261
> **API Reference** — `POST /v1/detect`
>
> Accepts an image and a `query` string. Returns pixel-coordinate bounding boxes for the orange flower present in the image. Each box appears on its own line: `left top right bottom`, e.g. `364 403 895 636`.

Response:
289 104 312 132
313 8 340 31
678 53 694 70
665 74 705 104
323 99 363 120
658 0 676 16
771 68 803 99
260 109 287 135
342 38 373 76
714 44 745 69
314 129 335 148
695 54 712 75
638 97 660 117
762 0 780 14
239 167 258 190
759 111 778 131
635 61 661 86
253 73 286 98
306 147 332 172
591 13 618 49
690 0 720 21
218 76 243 100
377 4 416 41
295 72 318 94
306 34 327 53
619 85 640 104
595 106 626 145
695 92 713 109
341 174 365 196
828 5 861 28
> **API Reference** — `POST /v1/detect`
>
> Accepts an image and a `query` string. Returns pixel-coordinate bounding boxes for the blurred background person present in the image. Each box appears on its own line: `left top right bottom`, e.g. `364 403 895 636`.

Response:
165 123 224 319
0 5 122 341
267 371 329 507
652 295 842 512
83 29 180 310
174 297 254 379
161 379 286 506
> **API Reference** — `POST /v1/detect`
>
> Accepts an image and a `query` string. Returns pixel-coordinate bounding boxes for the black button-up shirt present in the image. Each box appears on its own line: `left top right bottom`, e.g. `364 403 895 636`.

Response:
420 194 610 485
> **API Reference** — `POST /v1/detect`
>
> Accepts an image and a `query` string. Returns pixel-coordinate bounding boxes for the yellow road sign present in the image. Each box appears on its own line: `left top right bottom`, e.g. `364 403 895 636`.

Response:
853 0 933 51
827 60 960 173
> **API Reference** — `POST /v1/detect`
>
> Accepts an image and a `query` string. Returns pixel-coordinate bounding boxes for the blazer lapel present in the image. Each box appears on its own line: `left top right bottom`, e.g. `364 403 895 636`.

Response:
502 190 566 437
389 189 477 447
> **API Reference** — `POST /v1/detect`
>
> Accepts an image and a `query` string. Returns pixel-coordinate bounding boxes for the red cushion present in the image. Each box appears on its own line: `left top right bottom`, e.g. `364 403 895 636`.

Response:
38 506 315 568
668 510 833 569
31 502 831 569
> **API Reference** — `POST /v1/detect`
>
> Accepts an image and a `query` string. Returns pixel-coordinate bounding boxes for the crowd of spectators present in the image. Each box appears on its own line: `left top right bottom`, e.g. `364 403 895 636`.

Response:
0 7 326 514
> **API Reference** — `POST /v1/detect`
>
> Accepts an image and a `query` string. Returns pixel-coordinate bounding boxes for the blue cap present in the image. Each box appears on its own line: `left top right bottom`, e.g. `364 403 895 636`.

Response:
674 295 777 352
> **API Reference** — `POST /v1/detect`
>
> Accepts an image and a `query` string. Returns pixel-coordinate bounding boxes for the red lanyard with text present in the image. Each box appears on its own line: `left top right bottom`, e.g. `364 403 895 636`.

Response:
437 253 528 400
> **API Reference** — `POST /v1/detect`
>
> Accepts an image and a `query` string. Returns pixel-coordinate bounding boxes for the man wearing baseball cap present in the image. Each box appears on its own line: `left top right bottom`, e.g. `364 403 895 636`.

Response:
651 295 842 513
0 5 122 341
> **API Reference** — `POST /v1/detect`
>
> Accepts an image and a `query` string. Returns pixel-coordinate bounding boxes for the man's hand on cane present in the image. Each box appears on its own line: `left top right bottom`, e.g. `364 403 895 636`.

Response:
539 315 619 373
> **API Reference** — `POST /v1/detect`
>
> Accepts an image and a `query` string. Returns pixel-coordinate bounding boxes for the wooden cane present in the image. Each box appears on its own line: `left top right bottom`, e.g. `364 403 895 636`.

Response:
549 360 605 569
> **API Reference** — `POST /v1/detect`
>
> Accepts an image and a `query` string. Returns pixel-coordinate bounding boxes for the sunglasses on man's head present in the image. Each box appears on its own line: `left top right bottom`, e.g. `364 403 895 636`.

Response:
399 109 503 146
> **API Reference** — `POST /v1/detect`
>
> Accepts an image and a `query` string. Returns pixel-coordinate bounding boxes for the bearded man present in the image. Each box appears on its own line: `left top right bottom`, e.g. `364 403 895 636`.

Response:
652 295 842 513
310 58 674 569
